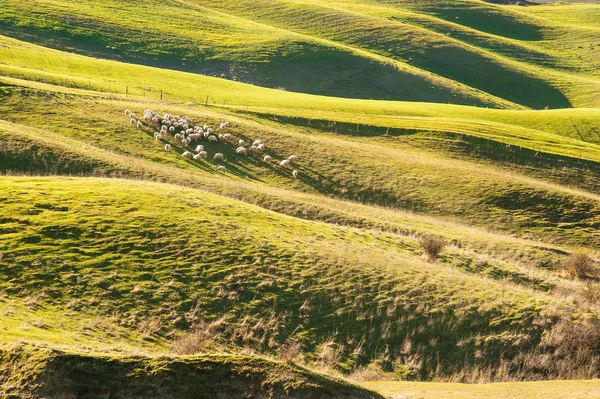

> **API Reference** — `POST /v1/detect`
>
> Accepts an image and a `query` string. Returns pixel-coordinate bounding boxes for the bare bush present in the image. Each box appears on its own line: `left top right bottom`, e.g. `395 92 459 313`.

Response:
170 319 223 355
278 338 304 364
317 338 343 368
419 235 446 262
563 250 597 280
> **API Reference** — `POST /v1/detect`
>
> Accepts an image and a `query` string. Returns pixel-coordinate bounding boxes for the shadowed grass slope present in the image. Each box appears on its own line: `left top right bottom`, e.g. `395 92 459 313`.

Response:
0 346 382 399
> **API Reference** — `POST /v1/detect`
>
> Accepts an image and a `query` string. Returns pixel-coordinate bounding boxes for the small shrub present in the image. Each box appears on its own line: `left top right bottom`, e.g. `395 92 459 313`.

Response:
419 235 446 262
317 338 343 369
278 339 304 364
171 333 211 355
563 250 597 280
582 282 600 304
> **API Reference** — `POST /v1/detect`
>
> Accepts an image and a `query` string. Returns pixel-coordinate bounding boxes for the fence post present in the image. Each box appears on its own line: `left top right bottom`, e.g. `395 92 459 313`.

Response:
126 86 128 96
205 95 209 107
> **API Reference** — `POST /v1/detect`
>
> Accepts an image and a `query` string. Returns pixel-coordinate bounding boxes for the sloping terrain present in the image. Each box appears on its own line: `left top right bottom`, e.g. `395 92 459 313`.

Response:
1 0 600 108
0 0 599 395
0 347 381 399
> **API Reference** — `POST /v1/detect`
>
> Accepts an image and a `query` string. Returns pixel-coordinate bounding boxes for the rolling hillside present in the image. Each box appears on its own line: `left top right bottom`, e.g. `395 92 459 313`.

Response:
1 0 600 397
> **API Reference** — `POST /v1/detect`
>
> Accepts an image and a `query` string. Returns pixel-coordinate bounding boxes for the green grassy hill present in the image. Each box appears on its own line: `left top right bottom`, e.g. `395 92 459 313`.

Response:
2 0 600 108
1 0 600 396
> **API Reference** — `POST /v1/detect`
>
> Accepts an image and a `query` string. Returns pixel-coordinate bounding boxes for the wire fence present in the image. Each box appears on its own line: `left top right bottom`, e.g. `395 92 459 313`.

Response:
18 73 600 175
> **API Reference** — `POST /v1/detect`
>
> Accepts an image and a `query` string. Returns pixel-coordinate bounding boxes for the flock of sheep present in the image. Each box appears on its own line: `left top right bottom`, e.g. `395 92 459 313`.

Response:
126 109 299 178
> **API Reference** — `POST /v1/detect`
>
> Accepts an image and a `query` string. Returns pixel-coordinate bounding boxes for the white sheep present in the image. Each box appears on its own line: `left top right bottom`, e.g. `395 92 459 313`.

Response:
236 147 248 156
174 133 182 140
280 159 290 168
252 140 262 147
183 124 189 131
164 144 171 151
144 114 152 122
182 138 190 146
219 122 229 129
130 113 136 119
193 154 202 161
257 144 265 152
263 155 272 162
182 151 192 158
129 118 136 125
216 165 227 173
208 135 218 142
169 126 175 133
154 133 162 141
203 131 210 139
238 139 246 147
137 121 143 129
292 170 298 178
288 155 298 163
203 124 208 131
199 151 208 158
213 153 224 161
248 145 258 155
195 145 205 153
223 133 232 140
218 134 224 140
125 110 131 116
152 116 159 124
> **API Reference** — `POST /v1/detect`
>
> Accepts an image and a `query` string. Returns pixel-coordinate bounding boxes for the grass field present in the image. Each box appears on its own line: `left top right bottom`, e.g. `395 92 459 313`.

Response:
362 380 600 399
1 0 599 396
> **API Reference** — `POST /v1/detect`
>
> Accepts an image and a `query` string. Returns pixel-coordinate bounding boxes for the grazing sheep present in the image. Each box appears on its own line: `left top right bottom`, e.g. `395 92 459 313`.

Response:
217 165 227 173
164 144 171 151
182 151 192 158
203 124 208 131
195 145 205 153
182 138 190 146
169 126 175 133
223 133 232 140
288 155 298 163
154 133 162 141
137 121 143 129
280 159 290 168
238 139 246 147
152 116 159 124
130 113 136 119
263 155 272 162
207 128 213 134
218 134 224 140
125 110 131 116
144 114 152 122
292 170 298 178
252 140 262 147
208 135 218 142
193 154 202 161
199 151 208 159
257 144 265 152
213 153 224 161
203 131 210 139
175 133 182 140
183 124 189 131
219 122 229 129
236 147 248 156
130 118 136 125
248 145 258 155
